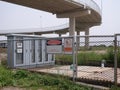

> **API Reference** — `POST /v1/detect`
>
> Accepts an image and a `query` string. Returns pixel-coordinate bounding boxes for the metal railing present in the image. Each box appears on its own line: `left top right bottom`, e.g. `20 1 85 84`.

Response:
72 0 101 15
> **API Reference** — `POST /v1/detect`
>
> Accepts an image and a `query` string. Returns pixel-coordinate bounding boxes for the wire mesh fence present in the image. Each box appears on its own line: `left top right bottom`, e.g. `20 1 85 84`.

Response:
55 35 119 86
75 35 116 86
0 34 120 86
77 35 114 66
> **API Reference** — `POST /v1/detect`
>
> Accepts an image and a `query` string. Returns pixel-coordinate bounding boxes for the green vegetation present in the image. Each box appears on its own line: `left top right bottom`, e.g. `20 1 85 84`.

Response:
55 52 103 66
0 65 91 90
110 86 120 90
55 47 120 67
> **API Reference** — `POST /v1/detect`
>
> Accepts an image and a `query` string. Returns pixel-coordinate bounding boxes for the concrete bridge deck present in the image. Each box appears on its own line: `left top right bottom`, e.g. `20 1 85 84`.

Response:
0 0 101 35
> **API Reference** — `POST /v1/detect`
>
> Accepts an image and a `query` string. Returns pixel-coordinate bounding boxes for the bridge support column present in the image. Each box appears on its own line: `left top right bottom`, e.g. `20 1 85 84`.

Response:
69 17 77 82
69 17 75 36
85 29 89 50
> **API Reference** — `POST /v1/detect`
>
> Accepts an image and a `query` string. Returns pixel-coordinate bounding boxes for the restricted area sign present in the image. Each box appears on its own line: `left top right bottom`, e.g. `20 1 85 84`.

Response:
64 38 73 54
46 39 62 53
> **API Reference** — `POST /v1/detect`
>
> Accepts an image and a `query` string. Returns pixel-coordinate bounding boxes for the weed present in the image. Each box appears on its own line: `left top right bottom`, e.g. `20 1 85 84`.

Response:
0 65 91 90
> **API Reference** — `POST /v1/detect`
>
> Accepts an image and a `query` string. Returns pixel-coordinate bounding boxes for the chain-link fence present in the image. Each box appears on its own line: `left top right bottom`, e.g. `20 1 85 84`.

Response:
77 35 114 66
75 35 115 86
55 35 119 86
0 34 120 87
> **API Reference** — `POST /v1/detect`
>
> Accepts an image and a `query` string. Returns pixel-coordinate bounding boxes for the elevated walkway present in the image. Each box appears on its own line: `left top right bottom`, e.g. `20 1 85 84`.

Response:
1 0 101 36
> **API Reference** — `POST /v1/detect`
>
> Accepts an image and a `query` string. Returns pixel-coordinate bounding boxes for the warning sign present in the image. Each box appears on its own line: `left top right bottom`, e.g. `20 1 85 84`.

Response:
47 39 62 45
46 39 62 53
64 38 73 54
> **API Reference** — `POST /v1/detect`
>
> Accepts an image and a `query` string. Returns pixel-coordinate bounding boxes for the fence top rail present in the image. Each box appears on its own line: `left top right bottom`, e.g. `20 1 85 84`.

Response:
7 36 74 41
80 40 114 43
2 35 119 41
77 35 114 37
0 40 7 43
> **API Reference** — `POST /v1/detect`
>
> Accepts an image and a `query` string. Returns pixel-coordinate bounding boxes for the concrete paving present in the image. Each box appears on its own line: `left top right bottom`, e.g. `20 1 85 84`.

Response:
29 65 120 84
76 82 110 90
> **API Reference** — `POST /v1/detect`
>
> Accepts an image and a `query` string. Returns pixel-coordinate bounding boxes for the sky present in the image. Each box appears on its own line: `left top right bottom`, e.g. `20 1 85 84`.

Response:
91 0 120 35
0 0 120 39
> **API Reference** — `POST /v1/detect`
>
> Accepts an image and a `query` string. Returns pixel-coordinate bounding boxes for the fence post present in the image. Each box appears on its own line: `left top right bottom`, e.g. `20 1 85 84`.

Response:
114 34 117 86
72 36 77 82
75 36 78 78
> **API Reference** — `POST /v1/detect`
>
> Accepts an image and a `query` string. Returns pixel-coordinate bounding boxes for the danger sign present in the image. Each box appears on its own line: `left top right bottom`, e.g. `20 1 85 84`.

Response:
47 39 62 45
46 39 62 53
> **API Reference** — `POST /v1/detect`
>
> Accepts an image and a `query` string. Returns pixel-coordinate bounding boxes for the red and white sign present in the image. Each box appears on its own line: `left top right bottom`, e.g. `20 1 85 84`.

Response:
64 38 73 54
47 40 61 45
46 39 62 53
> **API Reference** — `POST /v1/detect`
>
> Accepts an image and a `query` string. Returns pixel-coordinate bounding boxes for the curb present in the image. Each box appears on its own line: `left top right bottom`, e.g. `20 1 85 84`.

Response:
76 82 110 90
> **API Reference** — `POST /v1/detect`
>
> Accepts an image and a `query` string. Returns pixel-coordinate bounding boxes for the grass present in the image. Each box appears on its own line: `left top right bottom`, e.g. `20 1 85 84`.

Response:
0 65 91 90
55 47 119 66
110 86 120 90
55 51 104 66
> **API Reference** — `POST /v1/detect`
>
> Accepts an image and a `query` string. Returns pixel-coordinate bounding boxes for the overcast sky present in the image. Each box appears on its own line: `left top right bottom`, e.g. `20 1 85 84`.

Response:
0 0 120 39
91 0 120 35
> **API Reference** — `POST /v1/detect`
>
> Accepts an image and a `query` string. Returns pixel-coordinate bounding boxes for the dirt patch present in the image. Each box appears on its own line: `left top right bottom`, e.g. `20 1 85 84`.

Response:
0 53 7 63
1 87 42 90
1 87 25 90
